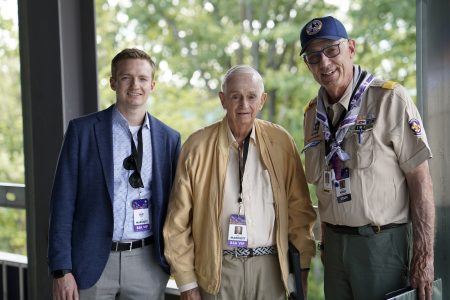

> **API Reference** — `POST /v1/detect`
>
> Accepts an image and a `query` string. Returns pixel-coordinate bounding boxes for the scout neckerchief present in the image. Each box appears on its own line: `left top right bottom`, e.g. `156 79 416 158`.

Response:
314 65 375 164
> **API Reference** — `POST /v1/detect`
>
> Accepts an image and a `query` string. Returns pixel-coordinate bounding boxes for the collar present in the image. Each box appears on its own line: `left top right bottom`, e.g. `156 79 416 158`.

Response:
226 122 256 149
112 105 150 130
321 79 352 112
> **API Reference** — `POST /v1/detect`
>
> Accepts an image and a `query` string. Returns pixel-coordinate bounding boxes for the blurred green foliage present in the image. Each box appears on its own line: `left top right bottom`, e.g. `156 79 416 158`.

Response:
0 0 416 297
0 0 26 255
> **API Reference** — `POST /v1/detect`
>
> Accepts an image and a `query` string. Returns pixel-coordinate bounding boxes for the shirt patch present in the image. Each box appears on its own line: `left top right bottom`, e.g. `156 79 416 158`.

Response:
408 118 422 136
350 114 376 131
305 121 322 145
312 121 320 135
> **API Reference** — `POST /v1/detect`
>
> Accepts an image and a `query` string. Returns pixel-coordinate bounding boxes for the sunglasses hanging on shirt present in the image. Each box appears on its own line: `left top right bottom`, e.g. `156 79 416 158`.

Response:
122 125 144 189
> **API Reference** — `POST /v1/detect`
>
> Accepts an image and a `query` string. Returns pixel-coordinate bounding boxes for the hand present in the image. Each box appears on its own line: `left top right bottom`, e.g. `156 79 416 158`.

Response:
53 273 79 300
410 254 434 300
180 287 202 300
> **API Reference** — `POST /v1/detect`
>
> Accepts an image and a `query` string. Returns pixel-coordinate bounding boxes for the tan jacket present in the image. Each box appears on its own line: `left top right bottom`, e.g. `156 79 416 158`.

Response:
163 117 316 294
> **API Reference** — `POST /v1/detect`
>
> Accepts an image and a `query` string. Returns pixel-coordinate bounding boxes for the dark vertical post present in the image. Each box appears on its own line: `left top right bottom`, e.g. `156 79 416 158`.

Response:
17 0 98 298
417 0 450 297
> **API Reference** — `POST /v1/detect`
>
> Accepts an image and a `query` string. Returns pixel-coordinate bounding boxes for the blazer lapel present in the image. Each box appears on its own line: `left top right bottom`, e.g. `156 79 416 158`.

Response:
94 105 114 201
149 114 166 206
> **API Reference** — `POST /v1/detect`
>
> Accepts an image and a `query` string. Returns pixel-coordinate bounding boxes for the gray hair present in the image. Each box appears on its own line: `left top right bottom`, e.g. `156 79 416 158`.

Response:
221 65 264 94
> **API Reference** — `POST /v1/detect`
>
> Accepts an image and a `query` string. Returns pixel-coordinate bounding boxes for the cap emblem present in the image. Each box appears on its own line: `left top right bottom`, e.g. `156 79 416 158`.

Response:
306 19 323 36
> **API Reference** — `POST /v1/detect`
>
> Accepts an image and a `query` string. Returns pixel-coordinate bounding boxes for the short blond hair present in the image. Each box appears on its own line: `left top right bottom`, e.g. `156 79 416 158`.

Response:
111 48 156 79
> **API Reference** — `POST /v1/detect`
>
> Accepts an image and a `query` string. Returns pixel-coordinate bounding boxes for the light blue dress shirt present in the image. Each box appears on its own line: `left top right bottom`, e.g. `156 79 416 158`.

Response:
112 107 153 241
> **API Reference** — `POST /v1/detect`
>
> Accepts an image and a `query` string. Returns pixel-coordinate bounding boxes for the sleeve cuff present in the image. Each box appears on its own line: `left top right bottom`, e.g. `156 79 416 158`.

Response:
400 145 432 174
178 282 198 293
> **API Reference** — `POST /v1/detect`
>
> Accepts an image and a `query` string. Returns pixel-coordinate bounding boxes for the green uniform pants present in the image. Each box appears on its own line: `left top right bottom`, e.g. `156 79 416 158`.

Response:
324 224 411 300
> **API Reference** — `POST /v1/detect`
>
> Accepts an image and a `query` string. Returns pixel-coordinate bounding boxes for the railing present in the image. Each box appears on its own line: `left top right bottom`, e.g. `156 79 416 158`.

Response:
0 182 319 299
0 251 180 300
0 183 27 300
0 183 25 209
0 251 27 300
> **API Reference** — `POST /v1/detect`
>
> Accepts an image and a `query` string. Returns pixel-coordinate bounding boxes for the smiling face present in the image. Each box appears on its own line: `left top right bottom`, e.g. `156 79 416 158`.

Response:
110 58 155 112
305 38 356 103
219 71 266 140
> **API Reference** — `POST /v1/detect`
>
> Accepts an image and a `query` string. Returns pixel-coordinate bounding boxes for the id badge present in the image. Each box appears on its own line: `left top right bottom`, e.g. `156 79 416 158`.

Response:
132 199 150 232
227 214 248 248
334 168 352 203
323 170 333 192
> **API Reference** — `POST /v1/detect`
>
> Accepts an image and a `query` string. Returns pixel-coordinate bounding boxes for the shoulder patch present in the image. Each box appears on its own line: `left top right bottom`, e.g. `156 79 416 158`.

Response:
381 81 398 90
303 98 317 113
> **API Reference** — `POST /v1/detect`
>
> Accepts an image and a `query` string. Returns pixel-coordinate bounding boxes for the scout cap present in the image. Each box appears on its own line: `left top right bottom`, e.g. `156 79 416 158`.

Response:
300 16 348 55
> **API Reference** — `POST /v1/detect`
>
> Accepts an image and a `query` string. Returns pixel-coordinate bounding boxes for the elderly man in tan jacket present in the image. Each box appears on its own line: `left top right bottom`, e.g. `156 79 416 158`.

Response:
164 65 316 300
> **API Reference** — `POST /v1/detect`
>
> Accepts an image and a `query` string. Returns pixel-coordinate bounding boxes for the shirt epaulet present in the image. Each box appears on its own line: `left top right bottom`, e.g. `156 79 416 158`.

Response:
381 81 398 90
303 98 317 113
369 79 398 90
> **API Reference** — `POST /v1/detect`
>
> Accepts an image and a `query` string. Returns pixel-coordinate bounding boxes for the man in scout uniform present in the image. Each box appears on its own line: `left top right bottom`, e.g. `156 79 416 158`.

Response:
300 16 435 300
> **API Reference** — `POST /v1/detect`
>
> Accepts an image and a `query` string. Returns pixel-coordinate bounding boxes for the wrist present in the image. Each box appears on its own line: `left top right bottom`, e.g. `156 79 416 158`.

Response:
52 269 71 279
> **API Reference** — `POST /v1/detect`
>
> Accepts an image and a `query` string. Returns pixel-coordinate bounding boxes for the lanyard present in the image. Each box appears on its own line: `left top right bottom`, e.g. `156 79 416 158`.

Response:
130 125 143 176
237 130 252 215
314 66 374 164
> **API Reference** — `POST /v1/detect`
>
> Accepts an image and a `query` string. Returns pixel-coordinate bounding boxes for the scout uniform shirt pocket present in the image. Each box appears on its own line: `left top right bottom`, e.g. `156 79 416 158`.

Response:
346 121 375 169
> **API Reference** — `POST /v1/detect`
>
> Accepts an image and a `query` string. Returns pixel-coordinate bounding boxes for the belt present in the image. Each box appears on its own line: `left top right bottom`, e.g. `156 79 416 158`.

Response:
223 246 277 257
326 223 407 236
111 236 154 252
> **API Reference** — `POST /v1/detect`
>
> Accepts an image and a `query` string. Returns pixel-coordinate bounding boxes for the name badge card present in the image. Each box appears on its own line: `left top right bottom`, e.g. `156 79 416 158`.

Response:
132 199 150 232
323 170 333 192
334 168 352 203
227 214 248 248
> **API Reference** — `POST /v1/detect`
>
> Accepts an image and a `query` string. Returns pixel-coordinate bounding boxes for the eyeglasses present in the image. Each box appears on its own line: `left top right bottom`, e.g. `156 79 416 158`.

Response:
303 40 346 64
123 155 144 188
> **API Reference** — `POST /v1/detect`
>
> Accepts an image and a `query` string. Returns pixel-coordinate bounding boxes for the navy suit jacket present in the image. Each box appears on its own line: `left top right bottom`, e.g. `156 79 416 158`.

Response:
48 105 181 289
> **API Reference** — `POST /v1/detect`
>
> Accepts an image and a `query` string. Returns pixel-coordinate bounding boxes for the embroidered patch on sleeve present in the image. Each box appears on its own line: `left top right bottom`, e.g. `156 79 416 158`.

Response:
408 118 422 136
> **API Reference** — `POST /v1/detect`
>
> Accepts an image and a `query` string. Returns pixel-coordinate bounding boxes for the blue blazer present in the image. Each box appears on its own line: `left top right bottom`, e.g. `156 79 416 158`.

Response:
48 105 181 289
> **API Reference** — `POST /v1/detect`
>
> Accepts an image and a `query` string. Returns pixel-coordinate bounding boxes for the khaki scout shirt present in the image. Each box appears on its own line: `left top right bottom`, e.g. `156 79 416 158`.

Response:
303 78 432 227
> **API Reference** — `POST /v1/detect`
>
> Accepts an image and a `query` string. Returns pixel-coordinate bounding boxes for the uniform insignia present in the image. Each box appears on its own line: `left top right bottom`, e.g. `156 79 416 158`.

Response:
381 81 397 89
306 19 322 36
356 118 367 125
408 118 422 135
311 121 320 136
352 114 376 132
356 115 376 125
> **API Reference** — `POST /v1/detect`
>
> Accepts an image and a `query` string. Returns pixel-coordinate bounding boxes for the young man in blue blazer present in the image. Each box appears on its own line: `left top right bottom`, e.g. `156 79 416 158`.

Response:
48 48 181 299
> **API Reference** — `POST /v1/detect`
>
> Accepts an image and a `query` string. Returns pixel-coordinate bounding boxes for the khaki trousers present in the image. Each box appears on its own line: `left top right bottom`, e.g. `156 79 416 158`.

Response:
200 254 285 300
79 245 169 300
